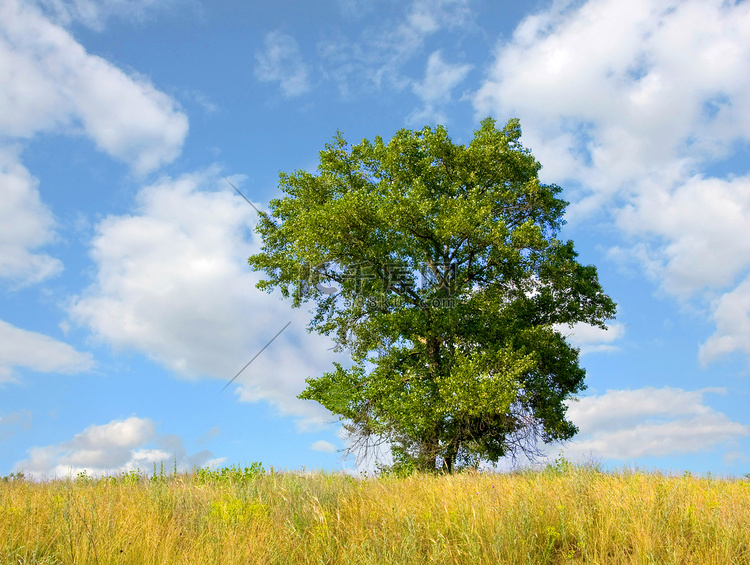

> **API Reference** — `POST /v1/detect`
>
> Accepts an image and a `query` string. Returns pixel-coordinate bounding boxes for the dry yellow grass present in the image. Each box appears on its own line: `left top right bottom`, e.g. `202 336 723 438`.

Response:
1 463 749 564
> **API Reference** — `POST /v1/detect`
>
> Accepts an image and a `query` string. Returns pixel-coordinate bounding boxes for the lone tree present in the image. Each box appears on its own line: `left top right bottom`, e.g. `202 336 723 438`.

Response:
249 118 616 473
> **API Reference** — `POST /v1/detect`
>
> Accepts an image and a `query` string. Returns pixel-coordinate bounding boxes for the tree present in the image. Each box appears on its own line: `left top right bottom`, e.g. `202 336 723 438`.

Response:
248 118 616 473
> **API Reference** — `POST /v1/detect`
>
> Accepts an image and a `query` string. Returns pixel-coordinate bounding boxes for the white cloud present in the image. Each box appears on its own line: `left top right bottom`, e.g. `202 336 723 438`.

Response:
700 275 750 364
561 387 748 461
311 440 336 453
0 319 94 382
180 88 219 115
13 416 214 478
255 31 311 98
202 457 227 470
554 322 625 354
0 0 188 174
409 50 472 124
68 170 343 427
0 148 62 287
403 0 472 35
475 0 750 208
474 0 750 364
372 0 472 88
615 174 750 298
32 0 180 31
234 331 340 431
318 0 472 94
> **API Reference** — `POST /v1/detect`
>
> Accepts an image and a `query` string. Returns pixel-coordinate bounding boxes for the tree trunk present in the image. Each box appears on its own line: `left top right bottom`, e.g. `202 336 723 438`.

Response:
442 443 457 474
417 438 437 472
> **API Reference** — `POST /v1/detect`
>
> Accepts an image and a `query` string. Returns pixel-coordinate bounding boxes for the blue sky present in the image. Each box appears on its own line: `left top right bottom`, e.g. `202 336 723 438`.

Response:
1 0 750 479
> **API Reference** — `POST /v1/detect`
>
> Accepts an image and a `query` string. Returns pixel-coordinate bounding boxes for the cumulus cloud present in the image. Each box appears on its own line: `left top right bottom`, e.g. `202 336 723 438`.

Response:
0 0 188 174
475 0 750 206
13 416 214 478
255 31 311 98
311 440 336 453
554 322 625 354
0 148 62 287
474 0 750 364
561 387 748 461
409 50 472 124
0 0 189 295
68 171 343 428
614 174 750 298
0 319 94 382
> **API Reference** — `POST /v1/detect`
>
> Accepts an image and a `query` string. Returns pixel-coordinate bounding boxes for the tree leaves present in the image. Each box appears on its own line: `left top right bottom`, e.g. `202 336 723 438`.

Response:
248 117 616 473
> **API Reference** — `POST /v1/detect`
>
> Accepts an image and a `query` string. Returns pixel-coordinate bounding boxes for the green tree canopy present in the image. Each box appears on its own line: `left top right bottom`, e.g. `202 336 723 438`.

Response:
249 118 616 473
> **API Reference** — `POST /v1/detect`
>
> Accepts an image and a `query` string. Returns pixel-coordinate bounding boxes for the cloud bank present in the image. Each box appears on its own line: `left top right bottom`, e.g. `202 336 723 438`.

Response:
474 0 750 364
14 417 214 478
1 0 188 174
563 387 748 461
68 171 342 428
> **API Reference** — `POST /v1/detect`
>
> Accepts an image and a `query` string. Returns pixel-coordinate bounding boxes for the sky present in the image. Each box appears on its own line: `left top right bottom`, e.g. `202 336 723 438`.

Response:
1 0 750 479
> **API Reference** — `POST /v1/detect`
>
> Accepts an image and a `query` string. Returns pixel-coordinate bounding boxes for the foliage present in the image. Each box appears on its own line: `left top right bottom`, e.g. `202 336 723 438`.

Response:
544 455 572 476
193 462 265 485
249 118 616 472
120 468 143 485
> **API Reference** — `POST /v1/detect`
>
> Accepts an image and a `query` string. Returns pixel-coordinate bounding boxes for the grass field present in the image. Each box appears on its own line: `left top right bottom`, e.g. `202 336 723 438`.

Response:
2 461 749 564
